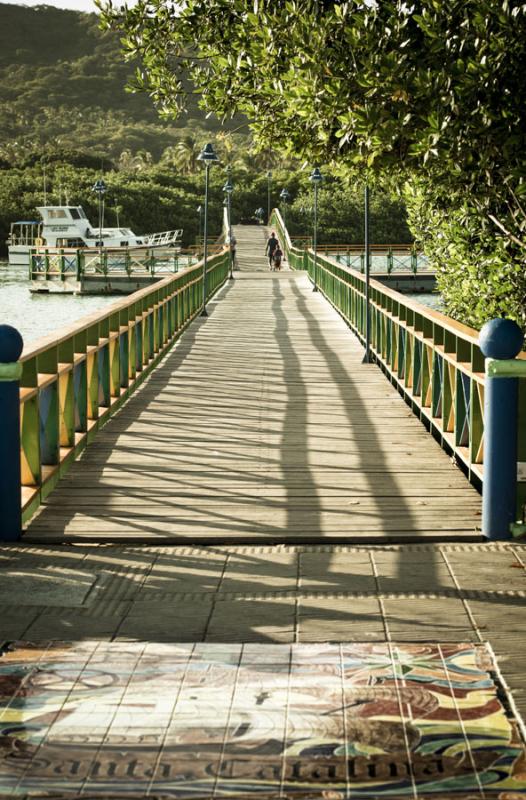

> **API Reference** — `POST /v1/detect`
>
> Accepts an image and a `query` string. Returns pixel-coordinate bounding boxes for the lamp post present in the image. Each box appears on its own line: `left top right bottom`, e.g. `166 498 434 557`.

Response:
197 204 203 255
309 168 323 292
92 178 106 247
362 182 371 364
197 142 220 316
223 178 234 280
279 188 290 230
267 170 272 223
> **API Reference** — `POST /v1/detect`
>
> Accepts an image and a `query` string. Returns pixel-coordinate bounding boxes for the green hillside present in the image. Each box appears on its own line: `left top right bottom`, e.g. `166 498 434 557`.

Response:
0 4 411 256
0 2 230 164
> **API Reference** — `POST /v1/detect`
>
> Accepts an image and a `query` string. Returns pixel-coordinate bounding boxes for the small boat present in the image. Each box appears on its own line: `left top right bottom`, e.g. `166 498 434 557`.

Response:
7 205 182 266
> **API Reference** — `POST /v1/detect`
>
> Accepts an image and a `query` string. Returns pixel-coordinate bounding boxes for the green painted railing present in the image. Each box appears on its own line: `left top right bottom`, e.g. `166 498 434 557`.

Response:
271 208 526 521
330 247 428 275
19 248 230 523
29 247 213 281
273 213 427 274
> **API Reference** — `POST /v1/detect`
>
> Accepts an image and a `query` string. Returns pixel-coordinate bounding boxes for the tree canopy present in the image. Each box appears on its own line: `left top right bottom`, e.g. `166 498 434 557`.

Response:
0 3 411 258
101 0 526 328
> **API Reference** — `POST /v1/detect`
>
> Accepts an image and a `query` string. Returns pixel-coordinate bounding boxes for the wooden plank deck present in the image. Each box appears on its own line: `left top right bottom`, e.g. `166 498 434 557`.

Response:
25 226 482 543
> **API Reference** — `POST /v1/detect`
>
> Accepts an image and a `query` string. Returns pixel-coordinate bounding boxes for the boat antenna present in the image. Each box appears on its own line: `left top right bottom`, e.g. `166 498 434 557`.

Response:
43 163 47 205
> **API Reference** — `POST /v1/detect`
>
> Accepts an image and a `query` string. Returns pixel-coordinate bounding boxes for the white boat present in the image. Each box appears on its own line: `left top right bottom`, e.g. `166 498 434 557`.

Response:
7 205 183 266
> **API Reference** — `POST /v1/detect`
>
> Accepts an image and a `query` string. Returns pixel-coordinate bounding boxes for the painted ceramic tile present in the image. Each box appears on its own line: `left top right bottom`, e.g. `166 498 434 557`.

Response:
0 641 525 798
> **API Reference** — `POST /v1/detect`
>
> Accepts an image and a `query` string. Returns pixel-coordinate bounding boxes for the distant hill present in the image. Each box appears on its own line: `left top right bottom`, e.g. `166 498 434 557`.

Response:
0 3 231 163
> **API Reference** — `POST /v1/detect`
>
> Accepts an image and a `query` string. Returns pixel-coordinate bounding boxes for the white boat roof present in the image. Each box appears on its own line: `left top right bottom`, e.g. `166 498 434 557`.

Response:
37 205 88 216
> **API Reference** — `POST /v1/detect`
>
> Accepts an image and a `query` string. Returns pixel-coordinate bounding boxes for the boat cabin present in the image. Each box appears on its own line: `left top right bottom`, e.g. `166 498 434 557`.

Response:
8 220 43 247
37 206 141 249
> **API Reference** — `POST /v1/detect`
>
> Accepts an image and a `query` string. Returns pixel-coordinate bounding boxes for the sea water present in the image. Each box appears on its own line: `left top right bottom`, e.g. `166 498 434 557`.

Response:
407 292 443 311
0 262 120 345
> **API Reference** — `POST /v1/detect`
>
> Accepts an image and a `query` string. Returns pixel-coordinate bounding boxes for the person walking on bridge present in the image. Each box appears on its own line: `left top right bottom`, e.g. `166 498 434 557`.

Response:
265 231 279 270
229 233 237 269
272 244 283 271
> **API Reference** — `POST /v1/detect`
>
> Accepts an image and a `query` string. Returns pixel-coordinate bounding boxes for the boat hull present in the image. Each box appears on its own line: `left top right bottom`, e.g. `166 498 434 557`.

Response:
8 246 30 267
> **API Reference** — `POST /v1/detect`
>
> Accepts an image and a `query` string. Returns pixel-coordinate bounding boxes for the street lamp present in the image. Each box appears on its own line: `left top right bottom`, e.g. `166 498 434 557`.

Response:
197 204 203 255
362 182 372 363
223 178 234 280
309 167 323 292
267 170 272 223
197 143 220 316
279 188 290 230
92 178 106 246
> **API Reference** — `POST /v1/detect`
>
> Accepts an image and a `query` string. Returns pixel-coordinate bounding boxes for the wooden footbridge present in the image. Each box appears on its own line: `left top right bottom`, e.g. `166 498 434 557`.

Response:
2 213 526 544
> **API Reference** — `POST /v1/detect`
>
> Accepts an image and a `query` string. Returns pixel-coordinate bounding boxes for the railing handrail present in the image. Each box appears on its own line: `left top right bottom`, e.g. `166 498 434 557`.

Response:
271 208 478 349
223 206 230 242
30 247 182 255
9 244 231 534
22 251 225 361
320 243 418 251
272 208 292 253
315 249 480 346
143 228 183 241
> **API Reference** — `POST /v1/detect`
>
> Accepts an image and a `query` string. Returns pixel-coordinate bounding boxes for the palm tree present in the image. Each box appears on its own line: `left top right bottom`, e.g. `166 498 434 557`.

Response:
159 145 179 167
172 135 202 175
118 149 153 172
215 131 236 166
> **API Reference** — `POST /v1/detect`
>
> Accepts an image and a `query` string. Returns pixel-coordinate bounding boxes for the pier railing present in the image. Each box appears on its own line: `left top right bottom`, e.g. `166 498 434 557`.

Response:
29 246 223 281
17 247 229 525
271 208 526 538
273 218 428 274
327 246 429 275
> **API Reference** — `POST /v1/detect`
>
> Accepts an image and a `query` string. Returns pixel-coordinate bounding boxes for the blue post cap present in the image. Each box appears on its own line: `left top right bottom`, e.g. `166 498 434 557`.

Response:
479 318 524 360
0 325 24 363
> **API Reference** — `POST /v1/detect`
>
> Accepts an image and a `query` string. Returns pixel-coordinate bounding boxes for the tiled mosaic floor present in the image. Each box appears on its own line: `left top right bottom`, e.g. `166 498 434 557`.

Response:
0 642 525 798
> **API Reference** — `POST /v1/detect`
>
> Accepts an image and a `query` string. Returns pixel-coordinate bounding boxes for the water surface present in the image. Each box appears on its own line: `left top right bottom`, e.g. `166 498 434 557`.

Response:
0 262 120 345
407 292 443 311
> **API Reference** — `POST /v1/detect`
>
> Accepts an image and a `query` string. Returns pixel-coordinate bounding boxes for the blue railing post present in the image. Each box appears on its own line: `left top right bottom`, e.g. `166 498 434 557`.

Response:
479 318 524 540
0 325 24 542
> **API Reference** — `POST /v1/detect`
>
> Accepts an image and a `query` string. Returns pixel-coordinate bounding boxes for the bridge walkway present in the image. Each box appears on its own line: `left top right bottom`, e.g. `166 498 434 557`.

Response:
25 226 481 542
